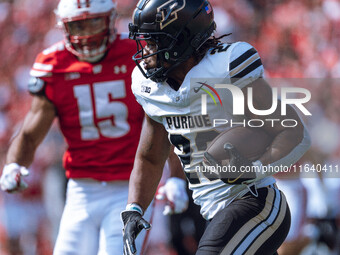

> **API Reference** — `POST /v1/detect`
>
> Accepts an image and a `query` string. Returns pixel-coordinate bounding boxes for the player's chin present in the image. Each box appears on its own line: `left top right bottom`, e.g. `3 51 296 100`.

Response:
143 61 156 70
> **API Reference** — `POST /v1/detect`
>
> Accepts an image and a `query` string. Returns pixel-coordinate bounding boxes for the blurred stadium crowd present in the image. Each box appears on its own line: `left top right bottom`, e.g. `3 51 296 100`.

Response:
0 0 339 254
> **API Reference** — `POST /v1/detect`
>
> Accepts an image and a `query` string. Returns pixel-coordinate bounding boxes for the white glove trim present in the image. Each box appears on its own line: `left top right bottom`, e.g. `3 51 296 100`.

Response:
125 203 144 215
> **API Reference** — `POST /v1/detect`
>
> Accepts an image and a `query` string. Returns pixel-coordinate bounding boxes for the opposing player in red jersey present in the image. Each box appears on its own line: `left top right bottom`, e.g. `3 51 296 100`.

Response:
0 0 188 254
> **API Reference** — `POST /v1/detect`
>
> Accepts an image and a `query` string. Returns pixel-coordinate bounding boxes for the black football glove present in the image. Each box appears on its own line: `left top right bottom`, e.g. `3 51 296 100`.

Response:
204 143 257 184
121 210 151 255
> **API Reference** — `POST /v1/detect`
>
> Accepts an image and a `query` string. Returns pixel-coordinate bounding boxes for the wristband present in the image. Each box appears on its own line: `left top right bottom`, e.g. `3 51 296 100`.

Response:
126 203 144 215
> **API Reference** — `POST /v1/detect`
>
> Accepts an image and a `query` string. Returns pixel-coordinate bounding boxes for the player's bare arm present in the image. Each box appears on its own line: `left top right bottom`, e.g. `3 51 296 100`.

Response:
122 115 171 255
128 114 171 211
243 78 310 166
167 146 186 179
6 95 56 167
0 95 56 192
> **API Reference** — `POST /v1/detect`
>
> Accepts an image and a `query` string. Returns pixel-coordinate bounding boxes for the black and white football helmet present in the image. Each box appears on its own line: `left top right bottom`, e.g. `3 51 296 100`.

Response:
129 0 216 82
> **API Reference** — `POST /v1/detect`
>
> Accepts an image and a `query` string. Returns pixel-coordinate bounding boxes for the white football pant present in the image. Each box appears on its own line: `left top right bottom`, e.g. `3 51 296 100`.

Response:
53 179 151 255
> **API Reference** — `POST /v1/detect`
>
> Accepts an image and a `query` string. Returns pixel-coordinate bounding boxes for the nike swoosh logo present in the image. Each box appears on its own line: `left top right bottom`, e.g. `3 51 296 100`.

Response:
227 172 245 184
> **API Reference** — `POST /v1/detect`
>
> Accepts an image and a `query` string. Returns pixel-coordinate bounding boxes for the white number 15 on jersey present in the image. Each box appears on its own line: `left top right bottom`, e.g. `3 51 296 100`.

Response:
74 80 130 140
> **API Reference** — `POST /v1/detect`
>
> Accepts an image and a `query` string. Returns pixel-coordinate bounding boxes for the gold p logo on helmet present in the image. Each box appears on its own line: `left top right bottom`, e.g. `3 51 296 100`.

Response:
157 0 186 30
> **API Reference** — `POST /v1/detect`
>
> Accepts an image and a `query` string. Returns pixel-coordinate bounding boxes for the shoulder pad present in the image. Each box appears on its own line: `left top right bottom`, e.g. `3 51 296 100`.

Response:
229 42 263 78
228 42 264 88
28 76 45 95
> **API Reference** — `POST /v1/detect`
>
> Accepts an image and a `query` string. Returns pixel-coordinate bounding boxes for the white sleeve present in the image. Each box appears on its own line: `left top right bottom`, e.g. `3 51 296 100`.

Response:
131 67 163 124
228 42 264 89
131 67 144 106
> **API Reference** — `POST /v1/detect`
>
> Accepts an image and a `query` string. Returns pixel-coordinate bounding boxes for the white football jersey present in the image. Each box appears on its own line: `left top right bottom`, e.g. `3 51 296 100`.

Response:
132 41 275 220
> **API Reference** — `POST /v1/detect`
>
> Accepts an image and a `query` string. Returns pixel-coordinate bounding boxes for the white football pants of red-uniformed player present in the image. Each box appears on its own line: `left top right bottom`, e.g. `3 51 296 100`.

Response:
53 179 152 255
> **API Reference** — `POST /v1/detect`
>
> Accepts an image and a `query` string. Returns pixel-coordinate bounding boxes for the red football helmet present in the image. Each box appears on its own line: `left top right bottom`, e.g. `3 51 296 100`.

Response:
56 0 117 61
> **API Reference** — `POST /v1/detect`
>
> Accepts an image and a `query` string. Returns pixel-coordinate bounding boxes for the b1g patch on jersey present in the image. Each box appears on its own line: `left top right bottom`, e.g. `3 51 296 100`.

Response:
141 85 151 93
28 76 45 94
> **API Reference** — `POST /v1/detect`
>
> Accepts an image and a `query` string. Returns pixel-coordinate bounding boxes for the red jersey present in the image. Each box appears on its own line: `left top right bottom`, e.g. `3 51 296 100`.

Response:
30 34 144 181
